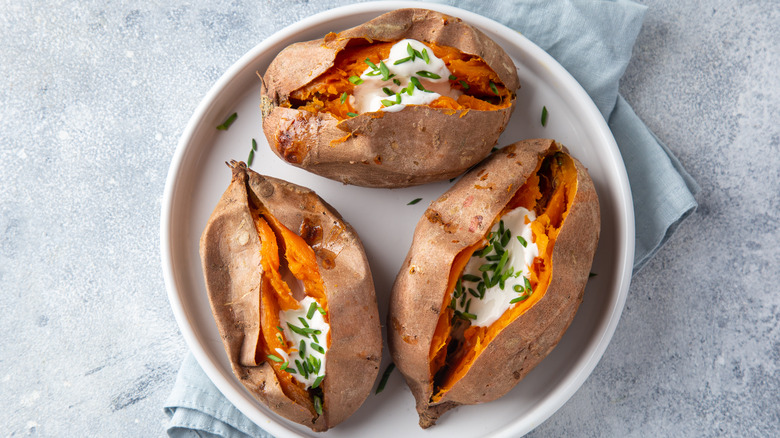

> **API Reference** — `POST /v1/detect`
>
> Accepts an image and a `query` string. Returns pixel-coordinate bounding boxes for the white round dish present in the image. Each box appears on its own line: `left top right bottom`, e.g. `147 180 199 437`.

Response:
161 2 635 437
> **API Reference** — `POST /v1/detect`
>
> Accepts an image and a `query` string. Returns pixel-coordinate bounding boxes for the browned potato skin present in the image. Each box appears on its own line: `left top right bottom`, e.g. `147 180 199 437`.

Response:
388 139 600 427
200 161 382 431
261 8 520 188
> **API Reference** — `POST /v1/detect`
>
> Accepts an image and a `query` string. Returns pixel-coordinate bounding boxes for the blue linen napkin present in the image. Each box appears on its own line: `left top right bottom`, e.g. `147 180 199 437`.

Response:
164 0 699 436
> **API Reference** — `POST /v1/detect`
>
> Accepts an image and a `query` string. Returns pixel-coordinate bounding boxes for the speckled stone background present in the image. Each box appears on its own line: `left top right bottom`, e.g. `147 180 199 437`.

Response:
1 0 777 437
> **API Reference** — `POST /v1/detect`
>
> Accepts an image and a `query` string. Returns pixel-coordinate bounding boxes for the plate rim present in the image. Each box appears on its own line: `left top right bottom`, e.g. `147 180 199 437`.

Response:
161 1 635 437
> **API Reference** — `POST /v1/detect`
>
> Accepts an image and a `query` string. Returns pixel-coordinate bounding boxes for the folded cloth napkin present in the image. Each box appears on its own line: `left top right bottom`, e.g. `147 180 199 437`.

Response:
165 0 699 436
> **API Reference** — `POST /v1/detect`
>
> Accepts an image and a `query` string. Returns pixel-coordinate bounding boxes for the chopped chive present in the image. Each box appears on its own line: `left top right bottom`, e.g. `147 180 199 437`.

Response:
482 271 491 286
347 112 358 117
589 272 598 278
295 359 305 376
349 76 363 85
380 99 395 107
280 361 289 371
393 56 412 65
314 356 321 373
298 317 309 328
476 244 494 258
486 254 502 262
478 263 496 272
252 138 257 151
307 301 318 319
459 80 470 89
313 395 323 415
382 87 394 96
311 343 325 354
494 239 505 254
517 236 528 247
287 322 309 338
340 92 347 104
498 220 505 236
510 295 530 303
501 267 515 282
499 277 506 290
468 288 480 298
513 284 524 293
247 149 255 167
449 74 457 80
376 363 395 394
489 81 499 95
276 333 284 344
541 106 548 126
449 296 456 309
286 368 297 374
267 354 283 363
405 82 415 95
307 355 316 372
364 58 378 70
406 43 416 59
393 78 401 86
459 289 468 307
416 70 441 79
462 274 481 282
413 48 423 59
312 375 324 389
465 298 472 313
524 276 533 293
312 334 319 344
421 48 430 63
407 197 422 205
410 76 425 91
216 112 237 130
276 325 284 332
365 70 381 77
501 231 511 247
317 306 326 315
299 339 306 356
395 92 401 104
461 312 477 320
379 61 390 81
454 279 463 297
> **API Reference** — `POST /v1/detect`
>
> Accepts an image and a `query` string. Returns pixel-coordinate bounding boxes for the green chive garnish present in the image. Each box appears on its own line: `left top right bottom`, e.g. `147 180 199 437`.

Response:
298 317 309 328
541 106 549 126
393 78 401 86
461 312 477 320
376 363 395 394
349 76 363 85
365 70 381 77
406 43 416 59
317 306 326 315
476 244 493 258
287 322 310 337
510 295 529 304
347 112 358 117
462 274 481 282
410 76 425 91
307 301 318 319
513 284 524 293
312 375 324 389
489 81 499 95
380 99 395 107
486 254 502 262
252 138 257 151
313 395 323 415
517 236 528 247
448 74 457 80
364 58 378 70
312 334 319 344
478 263 496 272
287 368 297 374
421 48 430 64
459 80 469 89
340 92 347 104
468 288 480 298
267 354 283 363
216 112 237 130
379 61 390 81
407 198 422 205
280 361 289 370
382 87 394 96
299 339 306 357
416 70 441 79
311 343 325 354
589 272 597 278
524 277 533 292
247 149 255 167
276 325 284 332
393 56 412 65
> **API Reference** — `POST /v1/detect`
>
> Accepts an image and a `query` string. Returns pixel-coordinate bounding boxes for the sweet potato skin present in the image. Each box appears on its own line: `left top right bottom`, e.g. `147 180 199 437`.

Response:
388 139 600 427
199 162 382 431
261 8 519 188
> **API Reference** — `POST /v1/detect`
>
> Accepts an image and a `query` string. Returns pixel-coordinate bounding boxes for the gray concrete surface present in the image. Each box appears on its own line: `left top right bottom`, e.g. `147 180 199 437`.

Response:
1 1 777 436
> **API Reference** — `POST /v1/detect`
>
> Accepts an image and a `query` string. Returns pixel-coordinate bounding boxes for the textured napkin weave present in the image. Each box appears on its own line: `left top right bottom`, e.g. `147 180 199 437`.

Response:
165 0 699 436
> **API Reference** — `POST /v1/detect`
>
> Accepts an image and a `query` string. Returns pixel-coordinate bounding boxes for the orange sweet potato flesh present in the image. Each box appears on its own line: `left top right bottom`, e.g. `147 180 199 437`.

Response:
290 41 512 120
200 162 382 431
388 139 600 428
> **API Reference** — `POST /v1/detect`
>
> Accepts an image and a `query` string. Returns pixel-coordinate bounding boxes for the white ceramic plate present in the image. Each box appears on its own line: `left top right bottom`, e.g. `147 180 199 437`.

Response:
161 2 635 437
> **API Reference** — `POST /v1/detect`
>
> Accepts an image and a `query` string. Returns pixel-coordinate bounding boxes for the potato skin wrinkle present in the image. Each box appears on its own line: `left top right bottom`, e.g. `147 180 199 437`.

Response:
200 161 382 431
388 139 600 428
261 8 520 188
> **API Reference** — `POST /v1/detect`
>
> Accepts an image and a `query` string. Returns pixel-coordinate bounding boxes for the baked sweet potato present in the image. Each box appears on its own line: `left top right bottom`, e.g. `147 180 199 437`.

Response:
388 139 600 427
260 8 520 188
199 161 382 431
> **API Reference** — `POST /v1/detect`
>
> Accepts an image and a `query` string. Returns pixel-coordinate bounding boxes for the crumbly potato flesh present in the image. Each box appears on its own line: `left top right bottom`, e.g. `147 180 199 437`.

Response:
430 152 578 401
289 40 513 120
249 204 328 417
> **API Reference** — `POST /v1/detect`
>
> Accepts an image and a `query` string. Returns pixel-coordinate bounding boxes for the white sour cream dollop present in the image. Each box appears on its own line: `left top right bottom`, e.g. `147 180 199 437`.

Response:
276 296 329 388
454 207 540 327
351 39 460 114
